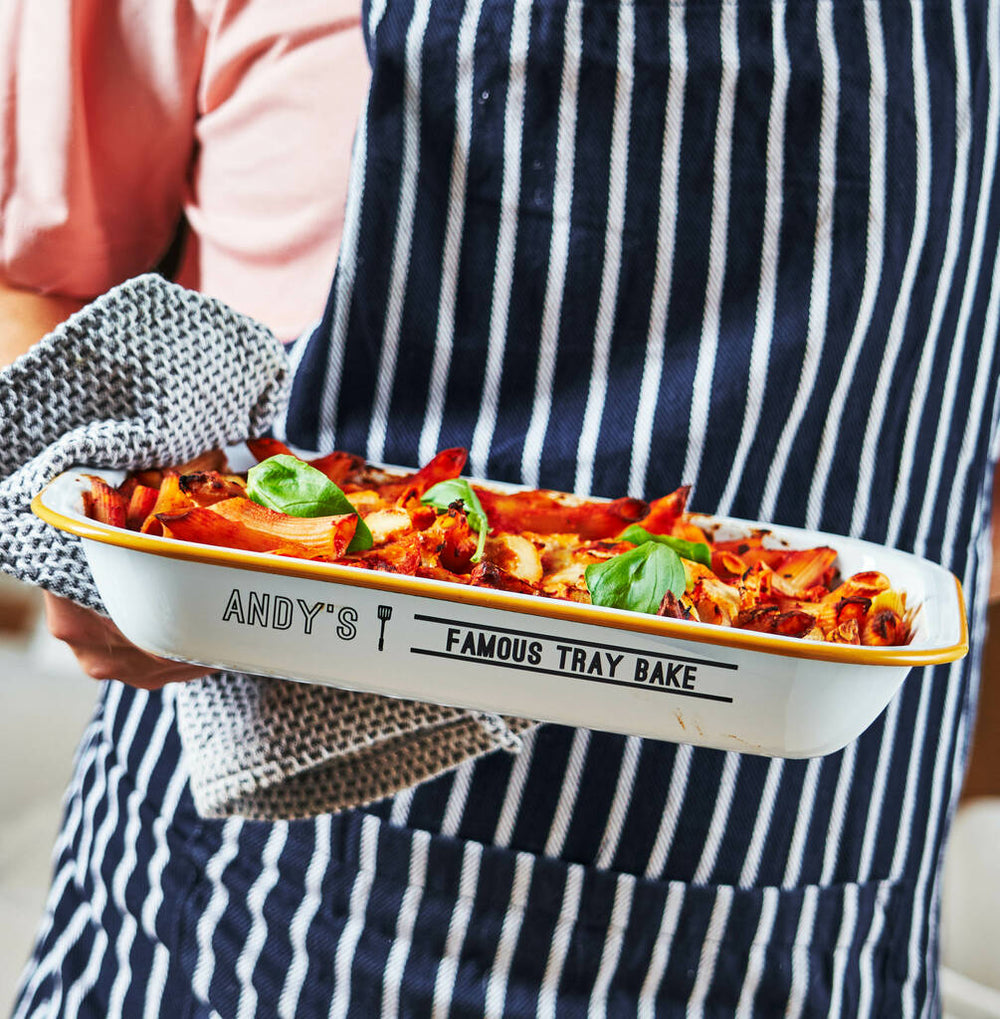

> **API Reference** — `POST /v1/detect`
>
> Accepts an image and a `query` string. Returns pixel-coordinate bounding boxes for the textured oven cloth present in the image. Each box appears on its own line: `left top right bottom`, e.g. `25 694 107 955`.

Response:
0 273 532 819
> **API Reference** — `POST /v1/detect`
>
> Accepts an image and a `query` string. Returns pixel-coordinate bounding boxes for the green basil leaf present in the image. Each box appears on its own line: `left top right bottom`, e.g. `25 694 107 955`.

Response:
421 479 489 563
246 454 373 552
585 542 687 615
618 524 711 568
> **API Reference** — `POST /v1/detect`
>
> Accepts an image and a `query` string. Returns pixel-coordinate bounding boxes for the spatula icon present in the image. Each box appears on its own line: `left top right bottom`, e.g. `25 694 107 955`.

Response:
377 604 392 650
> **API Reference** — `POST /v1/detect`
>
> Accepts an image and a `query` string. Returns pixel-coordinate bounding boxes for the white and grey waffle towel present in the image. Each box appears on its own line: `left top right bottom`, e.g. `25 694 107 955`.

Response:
0 274 531 820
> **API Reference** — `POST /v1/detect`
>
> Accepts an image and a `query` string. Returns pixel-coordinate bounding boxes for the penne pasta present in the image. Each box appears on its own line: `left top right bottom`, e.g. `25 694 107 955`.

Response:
82 446 915 647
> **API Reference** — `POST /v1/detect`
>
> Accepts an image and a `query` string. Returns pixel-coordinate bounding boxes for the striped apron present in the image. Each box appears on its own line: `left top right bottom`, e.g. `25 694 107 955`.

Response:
14 0 1000 1015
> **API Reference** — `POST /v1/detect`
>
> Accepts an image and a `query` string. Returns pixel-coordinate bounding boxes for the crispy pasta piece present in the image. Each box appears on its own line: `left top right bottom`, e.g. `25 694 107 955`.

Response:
350 533 423 574
246 437 296 462
473 488 648 539
159 498 357 559
307 450 367 485
124 484 159 531
157 508 315 558
633 486 690 534
178 471 246 506
83 476 127 529
732 605 817 638
861 590 911 645
393 447 468 501
771 546 838 595
657 591 696 620
140 474 196 535
469 561 541 595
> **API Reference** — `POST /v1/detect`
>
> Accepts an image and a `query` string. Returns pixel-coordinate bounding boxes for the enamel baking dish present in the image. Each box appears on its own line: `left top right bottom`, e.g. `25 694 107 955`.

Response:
33 468 968 758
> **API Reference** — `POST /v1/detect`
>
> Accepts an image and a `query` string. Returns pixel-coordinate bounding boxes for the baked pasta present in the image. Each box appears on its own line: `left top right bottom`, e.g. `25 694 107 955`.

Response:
80 442 914 647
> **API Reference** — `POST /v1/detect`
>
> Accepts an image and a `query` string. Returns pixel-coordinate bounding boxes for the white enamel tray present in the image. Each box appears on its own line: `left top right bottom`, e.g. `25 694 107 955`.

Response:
33 468 968 758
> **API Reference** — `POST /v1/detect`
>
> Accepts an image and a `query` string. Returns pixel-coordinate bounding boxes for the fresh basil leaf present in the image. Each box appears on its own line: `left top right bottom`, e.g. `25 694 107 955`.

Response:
585 542 687 615
618 524 711 568
421 479 489 563
246 454 373 552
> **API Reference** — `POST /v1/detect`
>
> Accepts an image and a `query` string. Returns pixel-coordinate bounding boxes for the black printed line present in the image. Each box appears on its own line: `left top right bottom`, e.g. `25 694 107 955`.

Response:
409 648 735 703
413 614 738 671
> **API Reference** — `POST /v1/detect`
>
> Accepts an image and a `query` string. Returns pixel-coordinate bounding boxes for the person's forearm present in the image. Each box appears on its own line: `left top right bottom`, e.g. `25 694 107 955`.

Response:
0 276 86 368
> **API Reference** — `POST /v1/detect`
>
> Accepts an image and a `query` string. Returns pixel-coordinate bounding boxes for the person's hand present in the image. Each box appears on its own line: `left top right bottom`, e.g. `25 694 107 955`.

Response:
0 274 86 368
44 593 214 689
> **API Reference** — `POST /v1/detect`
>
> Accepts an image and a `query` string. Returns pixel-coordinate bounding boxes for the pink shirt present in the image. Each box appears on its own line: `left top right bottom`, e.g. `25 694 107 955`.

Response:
0 0 369 339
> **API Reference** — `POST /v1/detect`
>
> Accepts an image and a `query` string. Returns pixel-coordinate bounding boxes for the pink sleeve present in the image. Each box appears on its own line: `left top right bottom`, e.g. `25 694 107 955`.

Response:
0 0 206 298
0 0 368 340
176 0 370 339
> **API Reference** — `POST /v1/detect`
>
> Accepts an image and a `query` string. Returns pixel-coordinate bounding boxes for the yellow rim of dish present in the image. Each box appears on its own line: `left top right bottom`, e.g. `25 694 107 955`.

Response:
31 485 969 668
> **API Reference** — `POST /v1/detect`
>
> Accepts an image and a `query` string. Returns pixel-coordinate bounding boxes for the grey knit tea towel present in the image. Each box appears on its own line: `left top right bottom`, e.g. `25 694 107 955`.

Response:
0 273 532 820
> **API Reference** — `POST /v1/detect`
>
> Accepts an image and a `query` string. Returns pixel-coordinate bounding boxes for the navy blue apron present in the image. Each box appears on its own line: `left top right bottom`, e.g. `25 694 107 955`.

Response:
14 0 1000 1015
